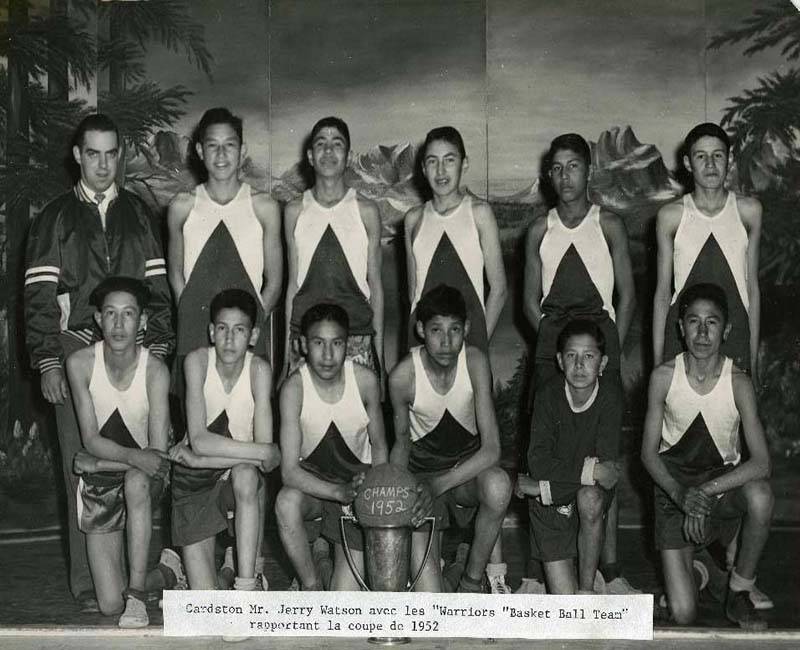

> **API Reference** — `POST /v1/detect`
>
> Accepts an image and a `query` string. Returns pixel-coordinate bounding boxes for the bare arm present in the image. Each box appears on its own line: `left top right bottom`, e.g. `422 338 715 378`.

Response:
601 210 636 346
355 364 388 465
360 197 385 370
145 355 171 453
166 192 193 303
283 199 302 375
388 358 414 467
739 196 762 383
251 355 281 472
403 207 423 305
279 374 352 503
253 192 284 320
473 199 508 339
429 348 501 497
652 202 681 365
522 217 547 331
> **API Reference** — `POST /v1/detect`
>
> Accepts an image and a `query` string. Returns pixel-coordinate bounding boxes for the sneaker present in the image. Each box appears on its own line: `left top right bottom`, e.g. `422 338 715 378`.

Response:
76 590 100 614
593 571 606 594
725 589 768 631
515 578 546 594
604 575 642 595
748 585 774 611
159 548 188 590
118 593 149 629
488 573 512 594
255 572 269 591
288 578 301 591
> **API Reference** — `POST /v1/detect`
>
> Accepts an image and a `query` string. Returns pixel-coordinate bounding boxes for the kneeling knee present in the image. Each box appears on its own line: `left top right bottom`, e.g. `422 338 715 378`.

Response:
670 600 697 626
99 595 124 617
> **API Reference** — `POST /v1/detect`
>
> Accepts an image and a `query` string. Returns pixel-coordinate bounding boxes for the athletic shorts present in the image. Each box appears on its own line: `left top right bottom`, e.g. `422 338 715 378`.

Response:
172 475 235 547
289 334 379 375
413 472 480 532
654 484 745 551
78 471 166 534
528 487 614 563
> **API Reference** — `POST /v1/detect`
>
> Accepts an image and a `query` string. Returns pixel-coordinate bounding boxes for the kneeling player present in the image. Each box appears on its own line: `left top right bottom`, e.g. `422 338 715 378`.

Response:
517 320 621 594
276 303 387 590
68 277 184 627
390 285 512 592
642 283 772 629
170 289 280 591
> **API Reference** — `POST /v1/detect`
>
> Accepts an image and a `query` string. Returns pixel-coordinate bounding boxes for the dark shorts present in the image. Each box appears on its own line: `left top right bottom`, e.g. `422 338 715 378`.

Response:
172 475 235 547
414 473 480 532
528 487 614 563
297 495 364 552
654 484 745 551
78 471 166 535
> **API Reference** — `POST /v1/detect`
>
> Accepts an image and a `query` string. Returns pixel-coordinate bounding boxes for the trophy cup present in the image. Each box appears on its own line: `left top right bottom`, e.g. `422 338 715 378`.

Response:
340 463 435 645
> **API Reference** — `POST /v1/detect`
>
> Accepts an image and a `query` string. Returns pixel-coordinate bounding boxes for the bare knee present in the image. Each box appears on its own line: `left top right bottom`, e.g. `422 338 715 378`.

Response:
669 597 697 626
275 487 304 527
98 593 124 617
124 468 150 507
478 467 512 513
743 479 774 522
231 463 260 501
577 486 604 524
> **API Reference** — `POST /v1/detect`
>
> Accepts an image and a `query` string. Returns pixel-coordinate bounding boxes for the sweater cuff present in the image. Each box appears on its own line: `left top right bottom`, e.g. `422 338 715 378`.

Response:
539 480 553 506
39 357 62 374
581 457 598 486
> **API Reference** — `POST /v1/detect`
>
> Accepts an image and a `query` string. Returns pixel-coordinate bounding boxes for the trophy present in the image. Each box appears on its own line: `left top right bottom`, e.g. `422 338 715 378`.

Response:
340 463 435 644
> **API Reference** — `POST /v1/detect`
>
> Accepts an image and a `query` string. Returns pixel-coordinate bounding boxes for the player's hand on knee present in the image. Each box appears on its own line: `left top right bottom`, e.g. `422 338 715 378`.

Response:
73 449 98 475
260 446 281 474
169 443 197 468
679 486 713 517
593 461 619 489
41 368 68 405
132 448 171 478
411 480 434 528
682 513 707 545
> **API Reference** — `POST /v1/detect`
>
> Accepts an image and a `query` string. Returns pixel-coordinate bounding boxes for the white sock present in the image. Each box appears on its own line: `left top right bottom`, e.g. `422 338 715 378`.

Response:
729 567 755 593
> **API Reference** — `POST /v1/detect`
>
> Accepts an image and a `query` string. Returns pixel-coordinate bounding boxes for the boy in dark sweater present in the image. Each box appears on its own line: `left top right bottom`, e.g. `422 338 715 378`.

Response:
517 320 621 593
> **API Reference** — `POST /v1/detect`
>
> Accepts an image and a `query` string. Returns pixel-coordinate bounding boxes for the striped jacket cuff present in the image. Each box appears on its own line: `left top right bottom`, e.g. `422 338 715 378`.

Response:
25 266 60 286
39 357 63 374
144 258 166 278
539 480 553 506
148 343 169 358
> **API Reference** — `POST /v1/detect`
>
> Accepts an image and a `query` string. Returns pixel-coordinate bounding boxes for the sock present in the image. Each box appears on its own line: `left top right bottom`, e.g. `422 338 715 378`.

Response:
729 568 756 593
254 556 265 576
156 563 177 589
485 562 507 578
600 562 620 583
234 576 257 591
123 587 147 602
458 573 483 592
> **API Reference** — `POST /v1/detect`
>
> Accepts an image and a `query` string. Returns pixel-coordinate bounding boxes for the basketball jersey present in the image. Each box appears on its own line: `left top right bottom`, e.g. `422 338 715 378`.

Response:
659 353 740 487
664 192 751 371
408 346 479 473
88 342 149 450
291 188 372 336
177 183 267 356
410 196 487 350
204 348 255 442
298 359 371 484
539 204 615 321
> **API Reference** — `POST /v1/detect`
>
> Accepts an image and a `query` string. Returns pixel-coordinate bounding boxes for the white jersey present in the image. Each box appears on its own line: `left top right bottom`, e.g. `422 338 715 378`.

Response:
204 348 255 442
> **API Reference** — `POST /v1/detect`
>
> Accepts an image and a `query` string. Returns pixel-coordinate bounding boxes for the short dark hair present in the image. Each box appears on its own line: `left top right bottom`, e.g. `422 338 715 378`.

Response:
300 303 349 337
90 276 149 311
309 116 351 151
197 107 243 144
678 282 729 324
416 284 467 326
556 319 606 356
209 289 257 327
423 126 466 159
73 114 120 150
546 133 591 170
684 123 730 156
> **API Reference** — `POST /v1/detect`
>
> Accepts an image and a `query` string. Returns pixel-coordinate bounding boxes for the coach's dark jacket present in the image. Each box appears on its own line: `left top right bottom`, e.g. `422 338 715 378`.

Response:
24 185 174 373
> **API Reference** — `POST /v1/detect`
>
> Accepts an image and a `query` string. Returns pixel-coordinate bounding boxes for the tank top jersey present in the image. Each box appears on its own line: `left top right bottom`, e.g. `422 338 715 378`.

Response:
409 196 487 351
89 342 150 450
291 188 373 337
408 346 479 473
298 359 371 484
664 192 751 371
176 182 267 356
659 353 740 487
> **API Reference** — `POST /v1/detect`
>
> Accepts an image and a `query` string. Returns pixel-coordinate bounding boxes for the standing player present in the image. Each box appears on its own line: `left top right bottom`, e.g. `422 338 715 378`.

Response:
284 116 384 375
25 114 173 611
642 283 772 629
168 107 283 373
67 277 183 627
405 126 507 352
517 320 621 594
389 285 512 593
653 123 761 379
522 133 636 595
170 289 280 591
275 303 387 591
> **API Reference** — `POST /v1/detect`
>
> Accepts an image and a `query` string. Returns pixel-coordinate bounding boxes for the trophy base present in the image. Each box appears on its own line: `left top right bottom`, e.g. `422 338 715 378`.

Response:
368 637 410 645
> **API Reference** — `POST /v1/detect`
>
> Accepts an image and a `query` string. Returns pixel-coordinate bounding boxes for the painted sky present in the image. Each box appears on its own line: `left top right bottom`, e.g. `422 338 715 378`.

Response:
269 0 487 190
487 0 708 188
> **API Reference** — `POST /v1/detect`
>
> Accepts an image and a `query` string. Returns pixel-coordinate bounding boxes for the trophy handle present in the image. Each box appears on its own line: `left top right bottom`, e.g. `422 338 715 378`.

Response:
340 515 371 591
407 516 436 592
